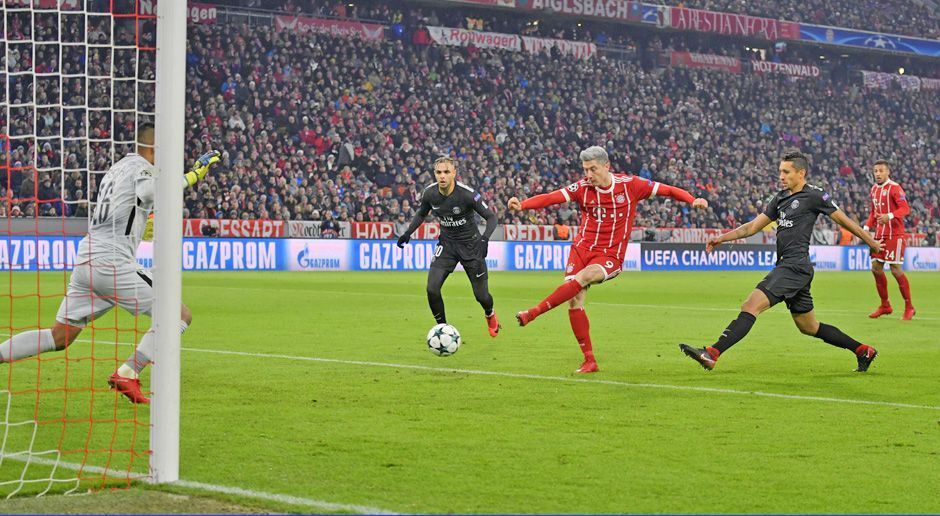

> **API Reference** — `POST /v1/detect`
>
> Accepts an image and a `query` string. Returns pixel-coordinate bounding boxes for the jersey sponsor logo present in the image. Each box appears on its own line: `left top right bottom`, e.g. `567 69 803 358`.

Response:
439 216 467 227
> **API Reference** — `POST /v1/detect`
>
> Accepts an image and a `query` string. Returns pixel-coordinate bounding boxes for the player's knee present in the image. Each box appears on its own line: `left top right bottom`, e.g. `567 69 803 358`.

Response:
798 324 817 336
51 323 81 350
890 266 904 277
426 284 442 298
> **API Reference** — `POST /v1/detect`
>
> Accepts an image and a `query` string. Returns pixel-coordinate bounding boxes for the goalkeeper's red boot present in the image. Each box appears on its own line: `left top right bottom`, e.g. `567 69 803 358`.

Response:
868 304 893 318
108 372 150 404
575 359 599 374
486 312 501 337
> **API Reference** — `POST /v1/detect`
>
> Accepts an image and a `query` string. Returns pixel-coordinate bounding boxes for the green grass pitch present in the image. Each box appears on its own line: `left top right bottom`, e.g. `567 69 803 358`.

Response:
1 270 938 513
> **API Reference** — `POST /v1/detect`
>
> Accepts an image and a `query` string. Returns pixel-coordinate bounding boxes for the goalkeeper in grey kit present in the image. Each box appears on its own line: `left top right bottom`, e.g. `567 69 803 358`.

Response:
0 125 222 404
397 156 501 337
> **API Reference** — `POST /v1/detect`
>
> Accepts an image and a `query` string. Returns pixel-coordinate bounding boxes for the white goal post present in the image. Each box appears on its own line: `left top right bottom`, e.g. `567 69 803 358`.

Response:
150 0 186 484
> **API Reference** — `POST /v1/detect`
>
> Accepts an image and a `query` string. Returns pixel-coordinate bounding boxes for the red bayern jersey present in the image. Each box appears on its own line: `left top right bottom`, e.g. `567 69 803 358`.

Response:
866 180 910 240
562 174 659 261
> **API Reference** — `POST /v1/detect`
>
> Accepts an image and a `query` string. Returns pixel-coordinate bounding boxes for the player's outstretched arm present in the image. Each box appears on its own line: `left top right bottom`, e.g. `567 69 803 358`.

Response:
396 201 431 248
655 183 708 209
509 190 568 211
706 213 773 253
183 150 222 188
831 209 882 254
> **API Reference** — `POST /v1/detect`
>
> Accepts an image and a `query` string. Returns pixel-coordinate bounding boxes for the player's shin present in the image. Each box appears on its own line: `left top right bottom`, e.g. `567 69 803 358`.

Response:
531 280 583 319
0 329 57 362
427 268 449 324
711 312 757 355
813 322 863 352
872 270 890 306
116 320 189 379
568 308 595 362
894 273 913 307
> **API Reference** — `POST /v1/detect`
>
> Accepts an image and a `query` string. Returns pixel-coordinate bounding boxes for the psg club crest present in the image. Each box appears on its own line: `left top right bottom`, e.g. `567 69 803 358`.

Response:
790 200 799 210
615 194 626 204
452 207 460 214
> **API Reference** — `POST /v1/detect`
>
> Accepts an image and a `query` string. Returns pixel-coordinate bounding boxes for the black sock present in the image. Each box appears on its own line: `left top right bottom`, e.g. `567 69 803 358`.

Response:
469 273 494 316
814 322 862 352
427 268 449 324
713 312 757 353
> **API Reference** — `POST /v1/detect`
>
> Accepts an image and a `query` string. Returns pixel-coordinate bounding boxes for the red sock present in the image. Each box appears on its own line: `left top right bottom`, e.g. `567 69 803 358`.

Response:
705 346 721 360
531 279 583 317
568 308 594 361
895 273 913 307
872 271 889 306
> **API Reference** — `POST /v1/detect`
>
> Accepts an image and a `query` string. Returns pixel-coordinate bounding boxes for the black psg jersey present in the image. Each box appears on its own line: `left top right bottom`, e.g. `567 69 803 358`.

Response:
417 181 494 242
762 184 839 269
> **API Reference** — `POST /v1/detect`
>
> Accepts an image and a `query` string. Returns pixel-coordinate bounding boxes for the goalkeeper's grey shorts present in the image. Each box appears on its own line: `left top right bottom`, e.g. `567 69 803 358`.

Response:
55 262 154 327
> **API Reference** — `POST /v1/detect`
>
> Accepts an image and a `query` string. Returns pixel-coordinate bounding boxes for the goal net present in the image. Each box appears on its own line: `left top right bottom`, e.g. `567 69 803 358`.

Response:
1 0 158 496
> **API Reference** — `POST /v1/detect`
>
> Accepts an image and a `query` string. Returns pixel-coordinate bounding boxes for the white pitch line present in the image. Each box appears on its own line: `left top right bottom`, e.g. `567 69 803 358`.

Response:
199 286 940 320
173 346 940 412
2 454 397 514
2 331 939 412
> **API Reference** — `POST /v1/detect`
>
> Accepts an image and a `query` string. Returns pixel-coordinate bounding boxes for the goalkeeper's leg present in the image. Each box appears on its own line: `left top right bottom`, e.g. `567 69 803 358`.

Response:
115 304 192 380
109 304 192 405
0 323 83 362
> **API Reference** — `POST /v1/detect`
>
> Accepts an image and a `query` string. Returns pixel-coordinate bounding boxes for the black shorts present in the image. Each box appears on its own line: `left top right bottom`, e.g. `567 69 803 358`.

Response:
756 265 814 314
430 239 487 277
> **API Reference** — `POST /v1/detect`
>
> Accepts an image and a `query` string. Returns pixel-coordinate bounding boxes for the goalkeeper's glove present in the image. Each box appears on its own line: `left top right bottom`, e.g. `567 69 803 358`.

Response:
142 214 154 242
184 150 221 187
396 233 411 248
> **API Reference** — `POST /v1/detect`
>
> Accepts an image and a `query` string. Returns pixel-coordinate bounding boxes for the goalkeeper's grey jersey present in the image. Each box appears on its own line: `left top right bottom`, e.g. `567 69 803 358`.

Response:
76 154 155 266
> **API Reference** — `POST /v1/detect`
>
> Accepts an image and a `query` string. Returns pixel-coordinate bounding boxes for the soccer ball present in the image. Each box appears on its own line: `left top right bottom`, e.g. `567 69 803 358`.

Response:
426 323 461 357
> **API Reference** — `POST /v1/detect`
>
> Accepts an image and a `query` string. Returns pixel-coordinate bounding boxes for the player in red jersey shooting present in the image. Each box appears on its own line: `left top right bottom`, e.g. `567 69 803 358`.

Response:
507 146 708 373
865 160 916 320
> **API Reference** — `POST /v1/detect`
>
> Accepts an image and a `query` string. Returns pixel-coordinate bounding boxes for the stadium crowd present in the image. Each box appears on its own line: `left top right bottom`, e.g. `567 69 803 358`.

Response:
2 1 938 242
216 0 940 40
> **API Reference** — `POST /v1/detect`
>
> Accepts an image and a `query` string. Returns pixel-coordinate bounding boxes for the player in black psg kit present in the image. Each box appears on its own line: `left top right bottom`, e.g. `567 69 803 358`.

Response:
680 152 884 372
397 156 501 337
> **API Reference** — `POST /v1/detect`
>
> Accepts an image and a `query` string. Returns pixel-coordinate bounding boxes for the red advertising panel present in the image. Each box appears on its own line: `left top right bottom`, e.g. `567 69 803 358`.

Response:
184 219 285 238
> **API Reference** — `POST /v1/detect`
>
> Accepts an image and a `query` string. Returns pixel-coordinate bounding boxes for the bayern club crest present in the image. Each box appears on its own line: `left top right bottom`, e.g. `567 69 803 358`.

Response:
615 194 626 204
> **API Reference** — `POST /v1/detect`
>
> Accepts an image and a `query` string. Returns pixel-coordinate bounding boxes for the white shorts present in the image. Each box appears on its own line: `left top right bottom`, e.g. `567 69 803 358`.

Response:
55 262 154 327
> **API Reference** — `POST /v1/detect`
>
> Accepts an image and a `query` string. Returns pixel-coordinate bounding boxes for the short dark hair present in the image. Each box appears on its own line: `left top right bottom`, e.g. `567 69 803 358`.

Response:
137 123 155 145
782 151 809 172
874 159 891 170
